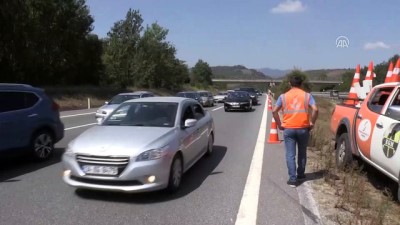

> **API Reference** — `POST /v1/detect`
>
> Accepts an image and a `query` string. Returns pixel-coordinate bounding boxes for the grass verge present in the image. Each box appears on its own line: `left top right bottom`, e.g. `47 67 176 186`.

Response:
307 97 400 225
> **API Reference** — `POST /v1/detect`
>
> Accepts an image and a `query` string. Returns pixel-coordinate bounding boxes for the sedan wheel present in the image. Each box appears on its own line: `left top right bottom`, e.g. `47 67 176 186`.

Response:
167 155 183 193
32 131 54 161
206 134 214 156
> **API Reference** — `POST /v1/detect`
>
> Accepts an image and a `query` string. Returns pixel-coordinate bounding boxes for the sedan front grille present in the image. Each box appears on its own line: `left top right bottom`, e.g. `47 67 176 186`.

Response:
76 154 130 177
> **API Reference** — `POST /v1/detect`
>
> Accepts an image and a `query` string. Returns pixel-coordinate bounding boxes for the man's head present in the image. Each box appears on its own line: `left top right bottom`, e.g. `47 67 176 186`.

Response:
289 75 303 88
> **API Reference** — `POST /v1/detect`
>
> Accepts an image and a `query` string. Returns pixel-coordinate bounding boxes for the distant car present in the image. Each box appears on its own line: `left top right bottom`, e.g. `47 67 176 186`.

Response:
197 91 214 107
62 97 215 193
236 87 259 105
176 91 201 103
0 83 64 160
214 91 228 103
95 91 154 119
224 91 252 112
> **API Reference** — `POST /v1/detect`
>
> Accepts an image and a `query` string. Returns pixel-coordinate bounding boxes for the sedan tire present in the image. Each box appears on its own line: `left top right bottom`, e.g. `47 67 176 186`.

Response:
167 154 183 193
31 130 54 161
205 133 214 156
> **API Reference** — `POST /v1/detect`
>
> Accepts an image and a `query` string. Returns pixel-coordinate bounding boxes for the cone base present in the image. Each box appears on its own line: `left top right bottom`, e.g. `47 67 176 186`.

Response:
267 140 281 144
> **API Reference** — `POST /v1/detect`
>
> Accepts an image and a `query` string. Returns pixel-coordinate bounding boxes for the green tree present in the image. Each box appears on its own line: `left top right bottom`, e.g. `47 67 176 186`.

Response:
0 0 100 85
102 9 143 88
274 70 311 97
191 59 213 86
338 71 354 92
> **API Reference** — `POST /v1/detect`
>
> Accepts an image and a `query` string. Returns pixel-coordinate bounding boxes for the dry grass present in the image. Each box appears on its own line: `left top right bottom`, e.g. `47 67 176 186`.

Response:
307 97 400 225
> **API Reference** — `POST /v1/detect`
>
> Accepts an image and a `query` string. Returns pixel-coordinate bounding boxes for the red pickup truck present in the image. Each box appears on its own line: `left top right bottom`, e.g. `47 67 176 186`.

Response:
331 83 400 200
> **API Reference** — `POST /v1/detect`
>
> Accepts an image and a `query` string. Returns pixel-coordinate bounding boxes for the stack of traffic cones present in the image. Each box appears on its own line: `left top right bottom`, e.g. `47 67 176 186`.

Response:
390 59 400 82
344 64 361 105
385 62 394 83
363 61 374 94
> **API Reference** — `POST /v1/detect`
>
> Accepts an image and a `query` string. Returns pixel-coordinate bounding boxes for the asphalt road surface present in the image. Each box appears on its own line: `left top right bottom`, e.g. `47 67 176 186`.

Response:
0 96 321 225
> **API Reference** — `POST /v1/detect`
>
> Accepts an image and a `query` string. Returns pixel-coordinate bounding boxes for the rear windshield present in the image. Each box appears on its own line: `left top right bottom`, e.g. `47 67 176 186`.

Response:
109 94 140 104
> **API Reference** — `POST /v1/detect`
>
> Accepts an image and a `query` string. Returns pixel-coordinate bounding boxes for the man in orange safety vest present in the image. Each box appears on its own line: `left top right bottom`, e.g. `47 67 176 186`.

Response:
272 75 319 187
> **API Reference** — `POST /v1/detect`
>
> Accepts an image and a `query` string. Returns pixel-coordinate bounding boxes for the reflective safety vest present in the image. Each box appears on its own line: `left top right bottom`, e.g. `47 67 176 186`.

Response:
281 88 311 129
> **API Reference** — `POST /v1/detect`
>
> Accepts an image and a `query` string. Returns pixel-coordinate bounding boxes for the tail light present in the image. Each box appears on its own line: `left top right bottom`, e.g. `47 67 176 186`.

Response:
52 101 60 111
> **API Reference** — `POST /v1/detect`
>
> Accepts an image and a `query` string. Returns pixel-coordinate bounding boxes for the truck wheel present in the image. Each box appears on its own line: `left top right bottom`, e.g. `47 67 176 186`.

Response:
336 133 353 169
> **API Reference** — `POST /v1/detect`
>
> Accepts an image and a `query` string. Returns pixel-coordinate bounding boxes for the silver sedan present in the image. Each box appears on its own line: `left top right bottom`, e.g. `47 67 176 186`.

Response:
62 97 215 193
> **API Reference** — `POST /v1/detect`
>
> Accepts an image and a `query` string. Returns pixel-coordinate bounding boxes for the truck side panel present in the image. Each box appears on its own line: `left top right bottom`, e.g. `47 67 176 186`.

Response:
331 104 359 155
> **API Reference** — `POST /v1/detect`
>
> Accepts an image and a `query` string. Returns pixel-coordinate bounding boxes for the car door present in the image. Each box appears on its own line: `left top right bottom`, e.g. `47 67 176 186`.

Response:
192 103 209 156
355 86 395 160
370 87 400 180
179 103 201 167
0 91 32 150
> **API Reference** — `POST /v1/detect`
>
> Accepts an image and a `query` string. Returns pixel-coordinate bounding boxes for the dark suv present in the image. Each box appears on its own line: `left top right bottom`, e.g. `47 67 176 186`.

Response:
0 83 64 160
236 87 259 105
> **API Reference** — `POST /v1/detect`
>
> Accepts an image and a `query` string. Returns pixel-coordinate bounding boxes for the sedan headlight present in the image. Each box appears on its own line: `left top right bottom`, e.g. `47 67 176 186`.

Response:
136 146 169 161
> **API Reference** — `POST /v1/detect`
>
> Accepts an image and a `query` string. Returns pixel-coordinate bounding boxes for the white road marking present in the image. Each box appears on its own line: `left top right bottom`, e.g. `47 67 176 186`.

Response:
297 182 322 224
235 96 269 225
64 123 97 131
212 106 224 111
61 112 95 118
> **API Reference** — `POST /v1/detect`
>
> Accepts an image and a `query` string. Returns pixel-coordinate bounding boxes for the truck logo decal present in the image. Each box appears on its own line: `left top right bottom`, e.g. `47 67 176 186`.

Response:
357 119 371 141
382 123 400 158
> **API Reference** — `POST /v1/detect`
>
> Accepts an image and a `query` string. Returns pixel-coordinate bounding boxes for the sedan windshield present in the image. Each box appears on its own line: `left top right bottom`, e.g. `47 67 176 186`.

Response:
228 92 248 99
103 102 178 127
184 93 197 99
108 95 140 104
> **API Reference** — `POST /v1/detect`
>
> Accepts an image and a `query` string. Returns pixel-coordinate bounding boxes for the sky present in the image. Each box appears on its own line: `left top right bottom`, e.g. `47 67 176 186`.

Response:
86 0 400 70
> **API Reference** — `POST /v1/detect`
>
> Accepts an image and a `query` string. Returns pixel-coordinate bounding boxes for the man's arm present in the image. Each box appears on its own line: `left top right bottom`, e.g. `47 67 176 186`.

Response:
272 95 284 130
309 95 318 129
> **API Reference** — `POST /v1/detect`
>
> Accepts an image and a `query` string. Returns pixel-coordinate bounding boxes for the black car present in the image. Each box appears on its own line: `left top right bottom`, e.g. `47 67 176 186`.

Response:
236 87 259 105
224 91 252 112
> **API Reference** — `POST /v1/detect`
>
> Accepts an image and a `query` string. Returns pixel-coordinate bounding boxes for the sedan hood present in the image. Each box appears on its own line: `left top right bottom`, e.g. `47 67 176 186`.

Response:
69 126 176 157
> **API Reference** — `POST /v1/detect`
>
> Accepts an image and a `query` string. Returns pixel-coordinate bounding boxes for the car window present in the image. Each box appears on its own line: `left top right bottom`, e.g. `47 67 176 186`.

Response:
192 103 205 120
199 92 208 97
0 91 39 113
103 102 178 127
181 104 195 125
367 87 394 114
177 93 185 97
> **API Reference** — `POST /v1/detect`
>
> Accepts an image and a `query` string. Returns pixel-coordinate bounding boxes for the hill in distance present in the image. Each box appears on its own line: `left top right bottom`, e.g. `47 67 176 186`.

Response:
211 65 272 80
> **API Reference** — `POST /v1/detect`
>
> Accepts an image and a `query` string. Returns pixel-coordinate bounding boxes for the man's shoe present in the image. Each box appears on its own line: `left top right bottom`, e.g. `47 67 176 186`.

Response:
287 180 298 188
297 175 306 180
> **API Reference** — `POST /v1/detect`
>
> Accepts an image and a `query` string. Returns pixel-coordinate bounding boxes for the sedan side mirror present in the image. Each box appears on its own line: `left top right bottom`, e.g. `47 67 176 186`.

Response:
183 119 197 128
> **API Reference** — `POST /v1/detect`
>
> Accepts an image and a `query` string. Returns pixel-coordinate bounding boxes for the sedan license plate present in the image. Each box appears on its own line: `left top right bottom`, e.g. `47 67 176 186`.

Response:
82 165 118 175
232 105 240 108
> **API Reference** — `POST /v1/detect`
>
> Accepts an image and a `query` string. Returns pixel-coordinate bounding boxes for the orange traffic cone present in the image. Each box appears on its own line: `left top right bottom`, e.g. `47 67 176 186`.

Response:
267 99 272 111
385 62 394 83
391 59 400 82
344 64 360 105
267 116 280 144
363 61 374 92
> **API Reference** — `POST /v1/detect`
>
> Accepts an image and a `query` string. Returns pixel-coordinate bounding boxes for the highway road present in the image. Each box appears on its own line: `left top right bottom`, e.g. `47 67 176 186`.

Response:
0 96 321 225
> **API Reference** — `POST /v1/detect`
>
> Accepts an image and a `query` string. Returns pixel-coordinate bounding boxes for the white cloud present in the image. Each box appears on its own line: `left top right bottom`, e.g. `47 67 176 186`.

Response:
364 41 390 50
271 0 306 14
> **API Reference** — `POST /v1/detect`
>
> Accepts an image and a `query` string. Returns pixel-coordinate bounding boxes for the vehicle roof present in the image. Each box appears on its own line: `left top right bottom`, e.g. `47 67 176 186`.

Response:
372 82 400 89
0 83 42 92
117 91 152 95
177 91 198 93
197 90 211 93
125 96 193 103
